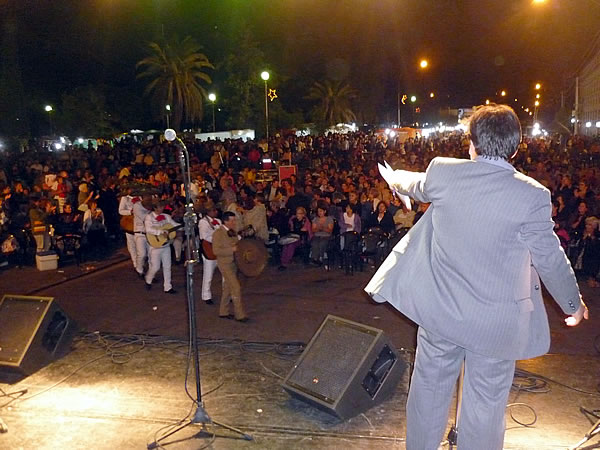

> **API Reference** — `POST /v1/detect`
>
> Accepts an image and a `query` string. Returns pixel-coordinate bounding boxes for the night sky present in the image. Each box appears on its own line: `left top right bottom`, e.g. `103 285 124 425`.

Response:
3 0 599 129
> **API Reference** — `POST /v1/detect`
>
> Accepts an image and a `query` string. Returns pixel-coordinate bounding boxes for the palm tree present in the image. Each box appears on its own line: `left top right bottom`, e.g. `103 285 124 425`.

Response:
307 79 357 126
136 36 214 130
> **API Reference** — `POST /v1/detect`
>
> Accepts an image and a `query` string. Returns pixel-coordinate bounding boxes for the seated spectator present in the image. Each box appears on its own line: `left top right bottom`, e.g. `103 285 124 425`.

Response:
243 193 269 241
310 203 334 266
339 203 361 235
393 198 415 231
54 203 82 235
278 206 312 270
367 201 395 234
572 216 600 287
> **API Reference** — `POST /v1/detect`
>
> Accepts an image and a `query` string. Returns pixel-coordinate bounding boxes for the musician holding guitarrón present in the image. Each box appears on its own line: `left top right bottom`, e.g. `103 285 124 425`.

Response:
212 211 248 322
144 199 179 294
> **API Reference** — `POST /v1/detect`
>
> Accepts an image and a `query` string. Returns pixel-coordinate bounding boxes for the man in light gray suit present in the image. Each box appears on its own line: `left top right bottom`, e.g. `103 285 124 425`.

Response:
365 104 588 450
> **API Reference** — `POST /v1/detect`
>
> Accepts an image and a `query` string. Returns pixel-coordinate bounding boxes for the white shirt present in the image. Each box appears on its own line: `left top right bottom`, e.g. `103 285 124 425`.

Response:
132 201 151 233
118 195 135 216
343 212 356 231
198 216 222 243
144 212 179 237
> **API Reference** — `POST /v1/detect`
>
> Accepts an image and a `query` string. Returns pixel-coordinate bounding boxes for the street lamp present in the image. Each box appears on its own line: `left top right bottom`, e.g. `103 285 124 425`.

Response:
535 83 541 90
44 105 53 135
485 99 490 105
208 93 216 132
501 90 506 97
261 71 270 144
429 92 435 98
410 95 417 103
419 59 428 69
165 104 171 129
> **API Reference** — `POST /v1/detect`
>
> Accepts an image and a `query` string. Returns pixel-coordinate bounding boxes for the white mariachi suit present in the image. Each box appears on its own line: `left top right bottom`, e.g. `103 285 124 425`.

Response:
144 212 179 292
198 216 222 301
118 195 137 268
132 201 151 276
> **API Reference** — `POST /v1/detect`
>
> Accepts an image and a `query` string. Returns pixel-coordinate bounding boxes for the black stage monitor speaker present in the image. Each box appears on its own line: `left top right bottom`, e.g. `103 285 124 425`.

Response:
282 315 406 419
0 295 77 378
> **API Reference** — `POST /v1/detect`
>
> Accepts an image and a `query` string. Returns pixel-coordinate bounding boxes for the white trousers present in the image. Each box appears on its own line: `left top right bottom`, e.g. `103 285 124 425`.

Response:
173 231 184 262
125 232 137 268
145 245 172 291
201 255 218 300
134 233 148 275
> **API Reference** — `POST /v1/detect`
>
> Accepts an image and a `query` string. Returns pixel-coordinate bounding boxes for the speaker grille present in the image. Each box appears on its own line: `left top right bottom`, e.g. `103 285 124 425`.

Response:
287 319 376 403
0 297 49 364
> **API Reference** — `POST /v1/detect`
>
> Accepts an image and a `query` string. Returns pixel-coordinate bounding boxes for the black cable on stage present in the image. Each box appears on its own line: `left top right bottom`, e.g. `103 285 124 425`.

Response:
515 368 600 396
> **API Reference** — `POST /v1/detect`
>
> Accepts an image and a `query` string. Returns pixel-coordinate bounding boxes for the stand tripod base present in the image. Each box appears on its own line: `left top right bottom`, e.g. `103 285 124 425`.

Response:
569 408 600 450
147 403 253 449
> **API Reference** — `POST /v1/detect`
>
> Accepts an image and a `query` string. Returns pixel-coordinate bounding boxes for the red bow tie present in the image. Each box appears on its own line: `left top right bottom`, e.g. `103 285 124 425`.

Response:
212 220 219 225
132 197 140 203
156 214 165 221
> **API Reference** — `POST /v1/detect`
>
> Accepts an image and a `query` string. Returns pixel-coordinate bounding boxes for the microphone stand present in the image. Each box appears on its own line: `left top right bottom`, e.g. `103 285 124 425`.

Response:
148 133 252 449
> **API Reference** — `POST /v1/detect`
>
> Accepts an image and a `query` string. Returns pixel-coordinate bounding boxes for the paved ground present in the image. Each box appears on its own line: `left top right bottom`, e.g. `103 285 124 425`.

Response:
0 247 599 449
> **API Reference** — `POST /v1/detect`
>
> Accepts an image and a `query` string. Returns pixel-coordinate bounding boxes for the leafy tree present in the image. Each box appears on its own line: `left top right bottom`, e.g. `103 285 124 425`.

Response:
60 85 116 137
307 79 357 127
220 27 266 130
136 35 214 130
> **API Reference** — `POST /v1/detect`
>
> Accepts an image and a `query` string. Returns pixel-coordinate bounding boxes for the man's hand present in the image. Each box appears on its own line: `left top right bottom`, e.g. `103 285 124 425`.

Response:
565 301 589 327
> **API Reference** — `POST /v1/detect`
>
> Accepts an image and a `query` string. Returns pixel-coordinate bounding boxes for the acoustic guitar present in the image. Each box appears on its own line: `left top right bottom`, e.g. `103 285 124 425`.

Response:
146 224 184 248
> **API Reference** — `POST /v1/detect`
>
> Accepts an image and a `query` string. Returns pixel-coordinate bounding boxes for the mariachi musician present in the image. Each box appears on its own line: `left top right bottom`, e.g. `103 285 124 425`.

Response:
198 202 221 305
212 211 248 322
144 200 179 294
118 185 138 272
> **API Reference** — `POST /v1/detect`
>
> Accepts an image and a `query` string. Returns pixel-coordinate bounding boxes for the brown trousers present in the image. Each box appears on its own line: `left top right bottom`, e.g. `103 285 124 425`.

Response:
217 259 246 320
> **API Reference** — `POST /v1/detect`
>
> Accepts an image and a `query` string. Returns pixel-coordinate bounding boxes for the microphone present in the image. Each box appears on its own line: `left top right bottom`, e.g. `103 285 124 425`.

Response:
164 128 177 142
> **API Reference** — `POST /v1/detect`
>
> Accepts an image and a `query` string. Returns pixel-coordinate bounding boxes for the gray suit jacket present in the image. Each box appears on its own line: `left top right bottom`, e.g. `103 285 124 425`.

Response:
365 156 582 360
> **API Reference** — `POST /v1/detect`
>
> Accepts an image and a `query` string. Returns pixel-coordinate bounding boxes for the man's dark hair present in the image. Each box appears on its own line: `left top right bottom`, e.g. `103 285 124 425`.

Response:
222 211 236 222
469 104 521 160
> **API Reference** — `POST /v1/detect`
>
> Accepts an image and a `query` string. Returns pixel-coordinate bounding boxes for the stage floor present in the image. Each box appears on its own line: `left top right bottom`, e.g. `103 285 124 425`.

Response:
1 248 599 448
1 336 599 449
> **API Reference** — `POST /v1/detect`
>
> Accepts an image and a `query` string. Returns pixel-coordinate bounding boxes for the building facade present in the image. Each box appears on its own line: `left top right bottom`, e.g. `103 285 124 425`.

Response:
578 32 600 136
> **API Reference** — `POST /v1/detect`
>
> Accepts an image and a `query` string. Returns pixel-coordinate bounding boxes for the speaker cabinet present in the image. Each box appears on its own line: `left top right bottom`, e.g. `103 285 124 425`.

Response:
0 295 77 378
282 315 405 419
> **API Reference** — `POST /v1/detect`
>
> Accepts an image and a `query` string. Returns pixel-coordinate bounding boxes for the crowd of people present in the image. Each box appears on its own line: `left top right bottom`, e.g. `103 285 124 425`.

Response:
1 129 600 288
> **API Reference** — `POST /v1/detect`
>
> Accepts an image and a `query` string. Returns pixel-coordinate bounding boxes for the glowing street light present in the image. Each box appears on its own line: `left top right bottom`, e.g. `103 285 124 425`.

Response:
485 99 490 105
514 98 518 102
261 71 270 144
535 100 540 106
501 90 506 97
165 104 171 128
419 59 428 69
535 83 541 90
410 95 417 103
429 92 435 98
44 105 53 135
208 93 216 132
532 0 546 4
536 93 540 99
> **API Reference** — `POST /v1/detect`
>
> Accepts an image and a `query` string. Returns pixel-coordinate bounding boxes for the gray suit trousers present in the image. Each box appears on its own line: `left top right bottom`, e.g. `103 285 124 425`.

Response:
407 327 515 450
